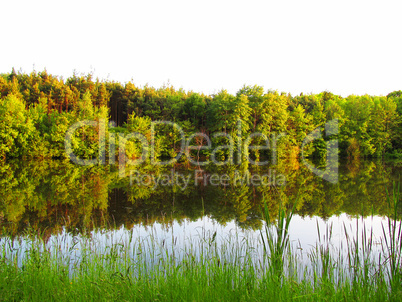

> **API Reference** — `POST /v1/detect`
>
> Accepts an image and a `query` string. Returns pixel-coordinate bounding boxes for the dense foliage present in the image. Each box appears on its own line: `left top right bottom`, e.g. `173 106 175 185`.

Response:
0 69 401 161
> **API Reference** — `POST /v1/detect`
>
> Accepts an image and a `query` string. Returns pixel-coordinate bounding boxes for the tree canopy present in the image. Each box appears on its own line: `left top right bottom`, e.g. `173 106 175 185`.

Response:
0 70 400 161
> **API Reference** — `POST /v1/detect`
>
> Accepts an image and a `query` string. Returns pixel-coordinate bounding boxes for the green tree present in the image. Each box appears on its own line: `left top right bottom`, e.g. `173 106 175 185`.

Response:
0 94 35 159
369 96 397 157
341 95 375 158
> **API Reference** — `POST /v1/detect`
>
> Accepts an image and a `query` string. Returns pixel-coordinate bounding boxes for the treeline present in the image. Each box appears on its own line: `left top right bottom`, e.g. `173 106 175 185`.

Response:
0 69 401 161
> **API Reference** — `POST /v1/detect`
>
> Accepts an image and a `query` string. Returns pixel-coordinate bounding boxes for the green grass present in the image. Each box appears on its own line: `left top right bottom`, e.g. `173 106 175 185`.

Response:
0 186 401 301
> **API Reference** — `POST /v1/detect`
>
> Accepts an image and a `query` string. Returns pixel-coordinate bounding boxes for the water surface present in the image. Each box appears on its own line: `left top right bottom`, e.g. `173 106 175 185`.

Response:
0 159 400 263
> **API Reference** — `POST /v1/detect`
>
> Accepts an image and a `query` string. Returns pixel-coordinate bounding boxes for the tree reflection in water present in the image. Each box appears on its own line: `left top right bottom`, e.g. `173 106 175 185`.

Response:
0 159 399 240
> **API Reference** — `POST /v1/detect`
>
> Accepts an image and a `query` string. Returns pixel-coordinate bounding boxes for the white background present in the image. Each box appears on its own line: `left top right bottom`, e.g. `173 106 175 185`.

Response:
1 0 401 96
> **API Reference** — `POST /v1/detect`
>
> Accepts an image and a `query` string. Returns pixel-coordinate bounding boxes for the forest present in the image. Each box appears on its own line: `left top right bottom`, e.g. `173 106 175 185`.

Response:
0 69 401 162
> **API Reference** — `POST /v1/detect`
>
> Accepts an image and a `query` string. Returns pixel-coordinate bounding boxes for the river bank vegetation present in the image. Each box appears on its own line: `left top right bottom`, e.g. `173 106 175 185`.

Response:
0 186 400 301
0 69 401 162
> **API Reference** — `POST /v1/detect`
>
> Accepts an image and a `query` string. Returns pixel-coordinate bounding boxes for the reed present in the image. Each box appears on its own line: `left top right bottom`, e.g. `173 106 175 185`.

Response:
0 187 401 301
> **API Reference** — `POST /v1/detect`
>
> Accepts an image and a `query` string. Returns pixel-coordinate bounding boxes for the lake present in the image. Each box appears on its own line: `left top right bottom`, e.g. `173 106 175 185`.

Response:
0 158 400 270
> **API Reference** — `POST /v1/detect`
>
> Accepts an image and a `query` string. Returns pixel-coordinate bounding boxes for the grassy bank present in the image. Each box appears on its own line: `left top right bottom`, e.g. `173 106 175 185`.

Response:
0 187 400 301
0 240 395 302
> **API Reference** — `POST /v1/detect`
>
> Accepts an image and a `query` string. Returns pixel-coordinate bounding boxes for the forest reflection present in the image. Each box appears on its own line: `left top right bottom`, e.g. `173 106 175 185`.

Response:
0 159 400 240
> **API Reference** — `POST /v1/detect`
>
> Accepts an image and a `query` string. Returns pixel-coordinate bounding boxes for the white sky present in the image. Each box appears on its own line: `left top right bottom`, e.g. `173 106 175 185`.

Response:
1 0 401 97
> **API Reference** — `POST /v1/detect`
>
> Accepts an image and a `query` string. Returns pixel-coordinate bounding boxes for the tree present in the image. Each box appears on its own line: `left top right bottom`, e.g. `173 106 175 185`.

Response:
387 91 402 151
207 90 235 133
181 93 207 128
341 95 375 158
288 104 313 157
236 85 264 131
369 96 397 157
0 94 35 159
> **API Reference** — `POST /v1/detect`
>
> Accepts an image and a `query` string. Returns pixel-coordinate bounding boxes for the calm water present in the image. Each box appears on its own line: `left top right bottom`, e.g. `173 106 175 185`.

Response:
0 158 400 265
